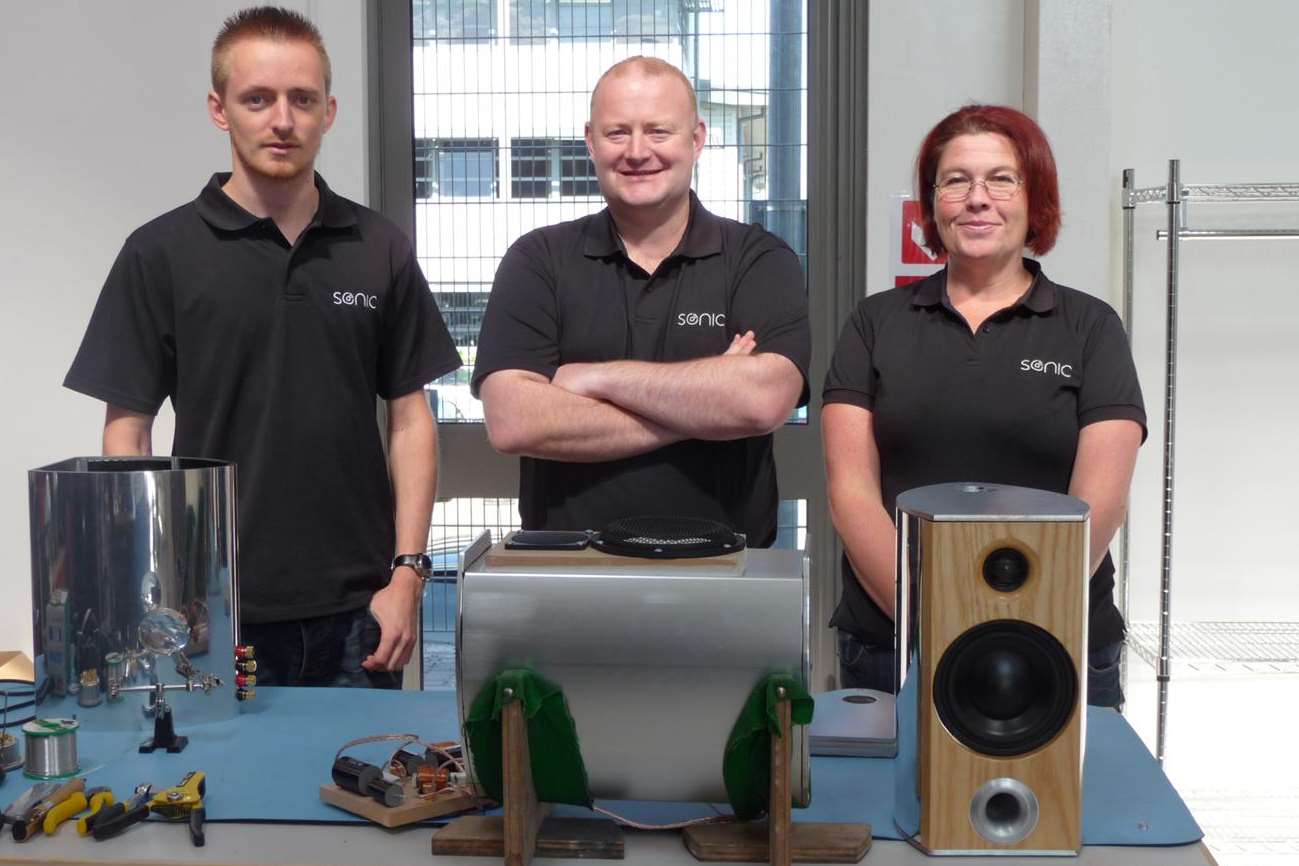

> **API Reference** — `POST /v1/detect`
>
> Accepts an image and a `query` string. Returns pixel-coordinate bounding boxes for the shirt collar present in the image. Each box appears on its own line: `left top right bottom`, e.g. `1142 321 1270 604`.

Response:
195 172 357 232
911 258 1058 314
582 191 723 261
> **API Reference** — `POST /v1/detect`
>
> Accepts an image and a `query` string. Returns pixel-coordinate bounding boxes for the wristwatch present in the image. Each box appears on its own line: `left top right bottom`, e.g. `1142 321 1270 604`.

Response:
391 553 434 583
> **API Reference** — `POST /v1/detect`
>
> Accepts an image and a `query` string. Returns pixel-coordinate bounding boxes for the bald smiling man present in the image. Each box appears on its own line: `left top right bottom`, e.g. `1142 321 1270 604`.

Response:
473 57 810 545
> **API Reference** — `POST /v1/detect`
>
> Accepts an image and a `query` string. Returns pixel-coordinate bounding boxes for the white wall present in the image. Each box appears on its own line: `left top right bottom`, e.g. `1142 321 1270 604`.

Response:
1111 0 1299 622
0 2 369 657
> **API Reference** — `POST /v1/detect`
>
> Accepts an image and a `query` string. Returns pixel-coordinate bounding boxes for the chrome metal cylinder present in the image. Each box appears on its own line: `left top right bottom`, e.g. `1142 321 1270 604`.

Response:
457 533 811 805
28 456 239 730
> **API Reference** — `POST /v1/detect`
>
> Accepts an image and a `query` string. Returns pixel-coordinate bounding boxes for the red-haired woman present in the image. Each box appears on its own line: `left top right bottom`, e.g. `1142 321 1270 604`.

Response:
822 105 1145 708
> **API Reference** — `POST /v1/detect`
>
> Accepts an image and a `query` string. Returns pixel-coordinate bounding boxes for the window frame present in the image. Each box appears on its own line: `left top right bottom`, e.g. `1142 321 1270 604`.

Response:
416 137 499 200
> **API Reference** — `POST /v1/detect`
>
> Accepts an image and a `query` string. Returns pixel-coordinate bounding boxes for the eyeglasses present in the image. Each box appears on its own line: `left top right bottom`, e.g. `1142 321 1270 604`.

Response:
934 173 1024 202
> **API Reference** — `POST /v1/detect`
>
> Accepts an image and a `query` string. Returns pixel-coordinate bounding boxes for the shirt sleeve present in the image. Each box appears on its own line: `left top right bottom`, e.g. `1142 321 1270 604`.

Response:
377 241 462 400
821 298 877 411
727 233 812 406
1077 309 1148 441
470 232 562 397
63 237 176 415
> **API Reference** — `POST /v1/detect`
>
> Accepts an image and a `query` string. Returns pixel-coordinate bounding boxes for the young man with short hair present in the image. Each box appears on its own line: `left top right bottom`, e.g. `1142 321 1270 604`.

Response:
66 7 461 687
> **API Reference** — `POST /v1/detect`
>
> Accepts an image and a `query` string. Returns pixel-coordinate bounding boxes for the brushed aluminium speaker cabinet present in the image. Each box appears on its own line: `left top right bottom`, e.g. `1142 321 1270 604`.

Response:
895 483 1089 855
456 532 811 805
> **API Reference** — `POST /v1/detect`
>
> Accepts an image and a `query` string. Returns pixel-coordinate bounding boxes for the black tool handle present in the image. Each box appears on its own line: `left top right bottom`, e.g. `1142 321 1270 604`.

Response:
189 808 205 847
92 801 150 840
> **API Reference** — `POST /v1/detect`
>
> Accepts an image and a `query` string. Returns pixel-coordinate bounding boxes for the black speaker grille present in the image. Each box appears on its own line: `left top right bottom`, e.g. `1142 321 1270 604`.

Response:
591 516 746 559
933 620 1078 757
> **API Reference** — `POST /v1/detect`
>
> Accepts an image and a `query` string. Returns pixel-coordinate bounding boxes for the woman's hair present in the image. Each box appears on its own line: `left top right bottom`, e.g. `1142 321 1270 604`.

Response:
915 104 1060 256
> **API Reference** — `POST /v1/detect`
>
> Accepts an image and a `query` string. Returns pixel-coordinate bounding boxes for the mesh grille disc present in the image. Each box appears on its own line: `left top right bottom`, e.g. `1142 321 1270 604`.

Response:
591 516 746 559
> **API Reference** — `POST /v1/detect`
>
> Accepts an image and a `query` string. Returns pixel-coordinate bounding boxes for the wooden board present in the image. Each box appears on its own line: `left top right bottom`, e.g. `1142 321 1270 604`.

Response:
682 822 872 863
486 537 745 571
318 784 479 828
769 698 792 866
502 698 543 866
432 815 626 860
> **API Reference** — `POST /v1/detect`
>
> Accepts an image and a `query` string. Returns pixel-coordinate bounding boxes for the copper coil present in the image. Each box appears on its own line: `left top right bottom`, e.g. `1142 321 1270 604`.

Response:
415 764 449 795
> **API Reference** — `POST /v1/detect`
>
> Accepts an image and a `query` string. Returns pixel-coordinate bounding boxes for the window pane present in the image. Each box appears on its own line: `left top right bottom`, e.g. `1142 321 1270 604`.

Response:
509 137 553 199
414 138 436 199
557 0 614 38
509 0 556 41
557 139 599 197
414 0 496 40
436 138 497 198
613 0 679 41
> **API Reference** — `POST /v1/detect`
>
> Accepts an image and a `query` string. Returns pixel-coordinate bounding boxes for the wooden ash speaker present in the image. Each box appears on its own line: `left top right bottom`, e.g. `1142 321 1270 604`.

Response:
895 483 1088 855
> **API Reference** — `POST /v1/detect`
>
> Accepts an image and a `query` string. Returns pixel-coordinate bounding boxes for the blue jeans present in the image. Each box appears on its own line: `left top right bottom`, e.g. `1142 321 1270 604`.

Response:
241 607 401 689
1086 639 1125 710
837 631 1126 710
837 632 896 693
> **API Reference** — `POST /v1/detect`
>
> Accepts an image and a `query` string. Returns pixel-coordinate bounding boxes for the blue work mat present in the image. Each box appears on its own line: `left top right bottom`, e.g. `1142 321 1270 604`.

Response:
19 688 1199 845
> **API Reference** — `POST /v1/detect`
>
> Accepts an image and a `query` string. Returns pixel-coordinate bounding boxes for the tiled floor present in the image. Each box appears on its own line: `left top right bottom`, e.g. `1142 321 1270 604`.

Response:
1125 623 1299 865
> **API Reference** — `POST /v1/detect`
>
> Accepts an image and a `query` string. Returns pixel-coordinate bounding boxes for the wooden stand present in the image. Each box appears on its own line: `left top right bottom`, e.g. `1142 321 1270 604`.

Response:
683 691 871 865
432 694 625 864
320 783 479 829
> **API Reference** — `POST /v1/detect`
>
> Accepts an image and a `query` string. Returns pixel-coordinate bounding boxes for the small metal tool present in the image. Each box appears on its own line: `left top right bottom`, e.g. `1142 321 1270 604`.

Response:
76 787 115 836
150 771 206 847
12 777 85 841
90 783 153 841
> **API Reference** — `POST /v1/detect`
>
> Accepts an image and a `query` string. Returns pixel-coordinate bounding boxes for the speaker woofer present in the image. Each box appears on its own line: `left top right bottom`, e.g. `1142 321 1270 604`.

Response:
933 620 1077 756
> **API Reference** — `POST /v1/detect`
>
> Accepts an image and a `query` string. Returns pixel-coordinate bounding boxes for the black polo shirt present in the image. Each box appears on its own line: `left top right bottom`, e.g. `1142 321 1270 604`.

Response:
472 193 810 545
65 173 461 624
823 260 1146 650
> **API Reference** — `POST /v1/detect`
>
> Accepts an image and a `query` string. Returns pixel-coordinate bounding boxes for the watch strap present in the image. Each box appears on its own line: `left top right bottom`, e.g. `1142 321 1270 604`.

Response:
391 553 433 581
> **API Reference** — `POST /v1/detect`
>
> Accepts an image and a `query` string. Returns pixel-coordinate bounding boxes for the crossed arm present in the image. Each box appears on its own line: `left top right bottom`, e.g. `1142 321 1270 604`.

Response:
480 331 804 462
822 405 1145 622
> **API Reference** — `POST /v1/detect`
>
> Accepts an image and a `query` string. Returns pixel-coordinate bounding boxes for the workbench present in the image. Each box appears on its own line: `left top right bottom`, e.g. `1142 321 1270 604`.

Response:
0 685 1210 865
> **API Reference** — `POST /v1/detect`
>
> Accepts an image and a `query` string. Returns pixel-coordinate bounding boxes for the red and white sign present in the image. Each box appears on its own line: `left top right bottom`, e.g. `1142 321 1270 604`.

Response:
900 200 944 265
889 194 945 291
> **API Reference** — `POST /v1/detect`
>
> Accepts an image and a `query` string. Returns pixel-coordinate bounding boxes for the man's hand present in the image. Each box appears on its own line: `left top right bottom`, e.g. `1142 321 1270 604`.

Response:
723 330 757 356
550 362 602 399
362 569 421 672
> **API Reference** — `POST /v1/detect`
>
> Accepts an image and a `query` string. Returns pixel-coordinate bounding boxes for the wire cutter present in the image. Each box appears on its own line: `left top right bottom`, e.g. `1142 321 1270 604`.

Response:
90 783 153 841
150 770 206 847
75 787 116 836
42 785 112 835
